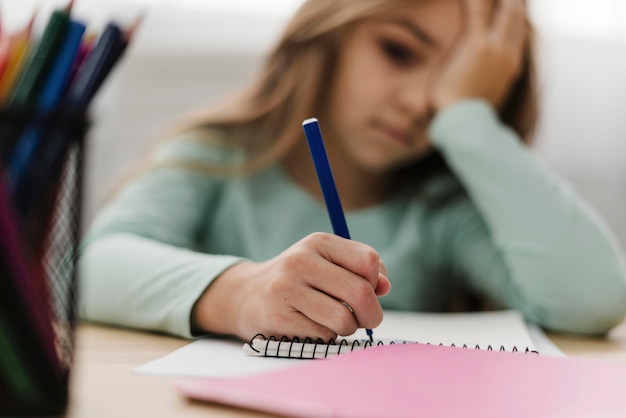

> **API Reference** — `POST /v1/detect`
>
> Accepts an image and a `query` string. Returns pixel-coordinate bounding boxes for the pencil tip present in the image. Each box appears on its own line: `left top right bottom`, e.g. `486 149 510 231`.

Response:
65 0 76 14
124 13 145 41
25 9 37 33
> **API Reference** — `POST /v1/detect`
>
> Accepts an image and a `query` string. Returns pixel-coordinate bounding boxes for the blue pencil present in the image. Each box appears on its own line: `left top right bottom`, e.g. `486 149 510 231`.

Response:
302 118 374 343
68 21 126 107
8 19 86 198
17 21 130 217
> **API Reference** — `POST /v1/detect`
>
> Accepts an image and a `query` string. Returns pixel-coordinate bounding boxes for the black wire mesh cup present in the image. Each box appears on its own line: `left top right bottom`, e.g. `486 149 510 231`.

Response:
0 107 87 416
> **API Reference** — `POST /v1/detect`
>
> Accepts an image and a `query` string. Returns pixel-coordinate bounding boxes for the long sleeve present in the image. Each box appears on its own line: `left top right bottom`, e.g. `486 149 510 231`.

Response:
429 100 626 334
78 140 244 337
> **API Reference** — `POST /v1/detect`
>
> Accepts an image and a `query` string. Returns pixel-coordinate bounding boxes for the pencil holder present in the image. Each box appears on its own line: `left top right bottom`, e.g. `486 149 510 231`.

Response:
0 106 88 416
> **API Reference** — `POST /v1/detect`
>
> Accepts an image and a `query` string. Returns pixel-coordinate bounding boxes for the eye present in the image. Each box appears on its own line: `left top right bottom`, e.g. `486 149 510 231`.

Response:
380 39 418 66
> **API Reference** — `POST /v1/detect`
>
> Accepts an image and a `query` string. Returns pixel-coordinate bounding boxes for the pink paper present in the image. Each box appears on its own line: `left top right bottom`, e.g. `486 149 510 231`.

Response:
177 343 626 418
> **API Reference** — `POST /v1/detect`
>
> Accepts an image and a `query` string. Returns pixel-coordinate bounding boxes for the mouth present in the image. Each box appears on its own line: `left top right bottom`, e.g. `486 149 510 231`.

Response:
373 122 414 146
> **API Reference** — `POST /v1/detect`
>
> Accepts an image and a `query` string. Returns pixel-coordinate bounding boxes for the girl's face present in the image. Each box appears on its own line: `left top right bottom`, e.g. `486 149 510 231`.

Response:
322 0 463 175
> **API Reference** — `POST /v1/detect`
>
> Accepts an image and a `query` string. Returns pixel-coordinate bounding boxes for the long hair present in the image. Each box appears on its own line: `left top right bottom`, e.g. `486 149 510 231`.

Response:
153 0 539 184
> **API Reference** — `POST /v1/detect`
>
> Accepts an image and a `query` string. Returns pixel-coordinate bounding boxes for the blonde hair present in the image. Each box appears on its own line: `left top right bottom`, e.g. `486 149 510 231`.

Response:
148 0 538 183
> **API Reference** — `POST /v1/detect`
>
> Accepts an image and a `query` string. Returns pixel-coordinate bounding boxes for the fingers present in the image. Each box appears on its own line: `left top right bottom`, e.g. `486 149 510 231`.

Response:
308 232 381 290
376 259 391 296
375 271 392 296
379 259 388 277
492 0 527 46
464 0 527 45
263 233 389 340
263 285 367 340
264 309 340 342
296 233 388 330
301 259 384 330
465 0 493 33
303 232 390 310
296 287 361 337
491 0 528 78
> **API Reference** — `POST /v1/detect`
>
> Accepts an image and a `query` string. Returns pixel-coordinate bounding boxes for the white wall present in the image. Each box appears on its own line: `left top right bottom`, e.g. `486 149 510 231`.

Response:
82 7 282 218
533 36 626 246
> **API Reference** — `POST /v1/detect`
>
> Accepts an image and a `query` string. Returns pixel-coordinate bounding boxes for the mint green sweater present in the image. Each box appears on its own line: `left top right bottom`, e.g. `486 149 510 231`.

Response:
78 100 626 338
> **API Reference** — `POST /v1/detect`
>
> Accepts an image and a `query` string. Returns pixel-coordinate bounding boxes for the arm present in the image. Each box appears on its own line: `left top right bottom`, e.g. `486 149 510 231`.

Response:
424 0 626 334
78 139 243 338
429 100 626 334
79 139 391 340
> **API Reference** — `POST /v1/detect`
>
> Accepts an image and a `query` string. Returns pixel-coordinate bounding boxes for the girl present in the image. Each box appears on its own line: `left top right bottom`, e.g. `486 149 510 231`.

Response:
79 0 626 341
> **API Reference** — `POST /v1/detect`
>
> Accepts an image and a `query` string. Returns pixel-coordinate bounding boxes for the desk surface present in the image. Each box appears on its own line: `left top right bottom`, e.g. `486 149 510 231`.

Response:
65 320 626 418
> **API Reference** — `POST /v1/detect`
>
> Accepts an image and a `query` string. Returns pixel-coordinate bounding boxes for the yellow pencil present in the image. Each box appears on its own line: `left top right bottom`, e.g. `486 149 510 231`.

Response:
0 14 36 103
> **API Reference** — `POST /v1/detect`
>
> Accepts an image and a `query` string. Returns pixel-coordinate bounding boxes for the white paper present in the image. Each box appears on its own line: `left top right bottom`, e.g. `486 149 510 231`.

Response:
135 338 298 378
364 310 537 351
527 323 566 357
135 310 560 379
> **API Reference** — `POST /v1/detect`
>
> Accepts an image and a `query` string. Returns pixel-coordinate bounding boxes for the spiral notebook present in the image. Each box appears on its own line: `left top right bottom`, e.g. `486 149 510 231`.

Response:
243 335 539 359
243 310 539 359
136 310 557 380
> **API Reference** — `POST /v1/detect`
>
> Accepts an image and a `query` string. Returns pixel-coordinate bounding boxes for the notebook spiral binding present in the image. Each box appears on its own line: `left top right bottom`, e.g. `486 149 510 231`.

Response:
246 333 539 359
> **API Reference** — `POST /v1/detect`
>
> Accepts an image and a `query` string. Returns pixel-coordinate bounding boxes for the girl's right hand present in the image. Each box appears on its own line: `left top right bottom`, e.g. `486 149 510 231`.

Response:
191 232 391 341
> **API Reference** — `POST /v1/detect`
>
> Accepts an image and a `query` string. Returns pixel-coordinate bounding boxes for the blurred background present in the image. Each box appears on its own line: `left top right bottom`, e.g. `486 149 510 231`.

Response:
2 0 626 248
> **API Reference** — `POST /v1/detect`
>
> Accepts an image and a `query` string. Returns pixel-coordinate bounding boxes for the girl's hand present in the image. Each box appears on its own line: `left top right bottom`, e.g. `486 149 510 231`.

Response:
192 233 391 341
430 0 528 112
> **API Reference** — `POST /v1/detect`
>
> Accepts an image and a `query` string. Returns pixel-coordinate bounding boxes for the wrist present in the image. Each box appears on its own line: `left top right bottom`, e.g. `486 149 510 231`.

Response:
191 261 257 337
428 99 498 150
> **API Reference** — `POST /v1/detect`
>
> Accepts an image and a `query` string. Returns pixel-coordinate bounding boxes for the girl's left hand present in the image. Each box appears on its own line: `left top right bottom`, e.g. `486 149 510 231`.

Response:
430 0 528 112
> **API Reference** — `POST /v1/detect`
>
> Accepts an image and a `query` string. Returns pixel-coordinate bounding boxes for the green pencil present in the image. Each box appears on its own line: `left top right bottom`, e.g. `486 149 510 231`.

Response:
0 2 72 159
8 3 72 107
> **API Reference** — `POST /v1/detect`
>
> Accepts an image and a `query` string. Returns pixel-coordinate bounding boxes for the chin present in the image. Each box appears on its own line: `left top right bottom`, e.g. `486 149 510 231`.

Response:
358 156 412 174
361 149 428 172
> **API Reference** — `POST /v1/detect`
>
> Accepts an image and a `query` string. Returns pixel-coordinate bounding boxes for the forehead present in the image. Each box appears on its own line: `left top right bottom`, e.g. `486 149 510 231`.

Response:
367 0 463 49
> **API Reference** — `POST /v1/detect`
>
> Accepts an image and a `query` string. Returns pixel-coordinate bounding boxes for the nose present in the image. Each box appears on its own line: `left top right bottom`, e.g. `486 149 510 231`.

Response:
394 74 430 120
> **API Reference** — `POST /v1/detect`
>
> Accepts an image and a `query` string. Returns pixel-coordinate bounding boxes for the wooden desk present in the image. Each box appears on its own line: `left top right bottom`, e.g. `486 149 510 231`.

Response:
65 321 626 418
66 323 273 418
549 320 626 360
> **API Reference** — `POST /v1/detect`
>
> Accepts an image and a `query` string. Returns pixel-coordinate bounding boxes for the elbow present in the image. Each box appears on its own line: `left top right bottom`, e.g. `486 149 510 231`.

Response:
513 247 626 335
542 304 626 336
526 280 626 336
